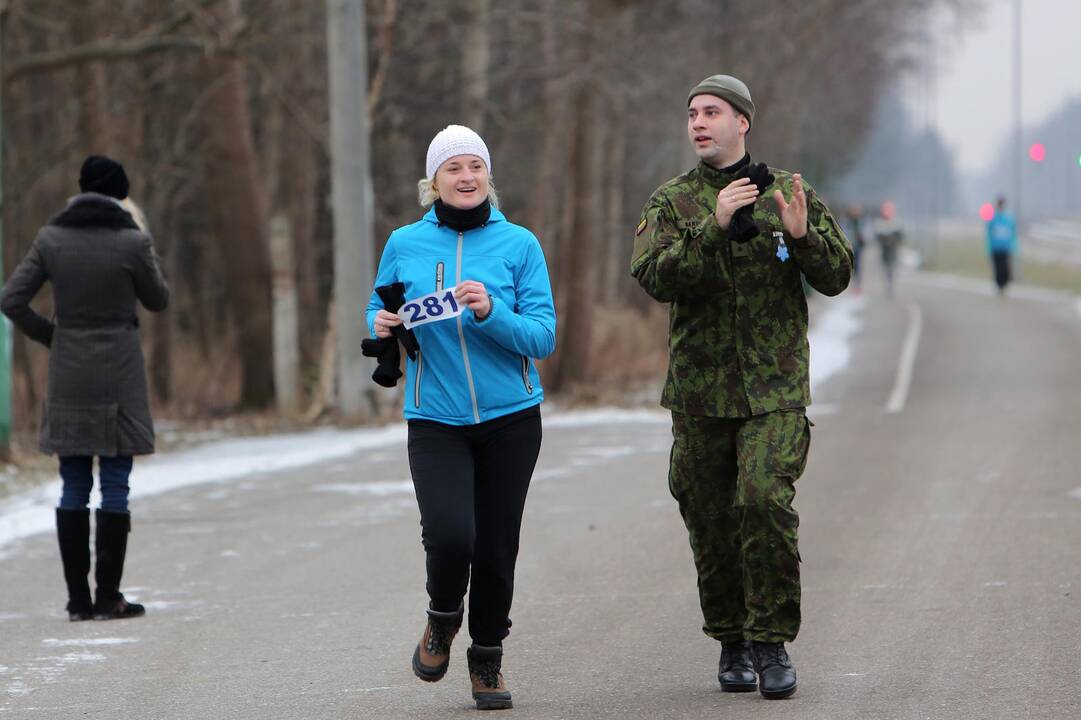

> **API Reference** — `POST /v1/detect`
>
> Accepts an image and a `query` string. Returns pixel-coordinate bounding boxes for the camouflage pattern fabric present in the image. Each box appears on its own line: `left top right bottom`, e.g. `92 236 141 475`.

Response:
631 159 852 418
669 410 810 643
633 157 850 644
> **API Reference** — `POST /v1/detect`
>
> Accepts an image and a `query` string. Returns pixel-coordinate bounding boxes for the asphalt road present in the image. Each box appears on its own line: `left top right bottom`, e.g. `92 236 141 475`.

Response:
3 267 1081 719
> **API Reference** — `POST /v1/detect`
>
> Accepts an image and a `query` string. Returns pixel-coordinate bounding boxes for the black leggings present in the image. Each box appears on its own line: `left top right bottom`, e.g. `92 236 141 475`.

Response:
407 404 542 646
992 250 1012 290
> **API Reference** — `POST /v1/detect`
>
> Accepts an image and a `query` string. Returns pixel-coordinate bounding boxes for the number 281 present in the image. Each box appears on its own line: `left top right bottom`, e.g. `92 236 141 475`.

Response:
402 291 459 324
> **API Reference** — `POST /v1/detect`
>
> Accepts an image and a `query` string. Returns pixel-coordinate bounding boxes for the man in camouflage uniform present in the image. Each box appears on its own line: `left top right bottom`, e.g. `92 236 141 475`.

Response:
631 74 852 700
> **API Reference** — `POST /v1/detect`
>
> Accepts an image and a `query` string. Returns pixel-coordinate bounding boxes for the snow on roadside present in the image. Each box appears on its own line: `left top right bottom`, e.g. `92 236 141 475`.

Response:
0 295 861 550
809 293 865 392
0 424 405 550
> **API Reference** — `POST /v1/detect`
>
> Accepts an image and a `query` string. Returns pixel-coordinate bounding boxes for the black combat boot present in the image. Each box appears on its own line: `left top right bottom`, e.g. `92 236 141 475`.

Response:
718 640 757 692
412 603 464 682
467 644 513 710
92 510 145 620
56 509 93 621
751 641 797 699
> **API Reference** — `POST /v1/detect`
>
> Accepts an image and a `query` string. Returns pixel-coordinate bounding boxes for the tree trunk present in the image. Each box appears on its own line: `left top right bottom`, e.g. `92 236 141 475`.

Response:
526 0 571 256
150 305 174 404
289 132 320 374
146 199 174 406
270 213 300 415
327 0 376 419
69 4 112 154
292 18 323 375
198 53 276 408
461 0 490 133
601 4 634 304
546 5 602 391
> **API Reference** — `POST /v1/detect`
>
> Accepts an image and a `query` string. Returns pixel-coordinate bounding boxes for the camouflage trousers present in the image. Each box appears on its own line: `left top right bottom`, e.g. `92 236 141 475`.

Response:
669 409 811 644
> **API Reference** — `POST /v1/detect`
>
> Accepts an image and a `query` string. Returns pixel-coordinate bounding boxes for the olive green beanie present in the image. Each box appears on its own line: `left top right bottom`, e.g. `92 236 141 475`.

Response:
687 74 755 128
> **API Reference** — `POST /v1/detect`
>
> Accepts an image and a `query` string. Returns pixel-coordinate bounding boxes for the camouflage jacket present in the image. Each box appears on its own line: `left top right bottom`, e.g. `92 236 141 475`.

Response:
631 159 852 418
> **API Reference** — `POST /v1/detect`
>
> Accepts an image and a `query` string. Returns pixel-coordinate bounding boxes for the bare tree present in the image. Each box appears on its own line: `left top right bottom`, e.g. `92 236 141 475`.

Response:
0 0 962 427
196 2 275 408
461 0 490 132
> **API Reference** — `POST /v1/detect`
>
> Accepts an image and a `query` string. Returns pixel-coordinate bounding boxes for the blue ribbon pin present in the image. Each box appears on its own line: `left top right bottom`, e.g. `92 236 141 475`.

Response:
773 231 789 262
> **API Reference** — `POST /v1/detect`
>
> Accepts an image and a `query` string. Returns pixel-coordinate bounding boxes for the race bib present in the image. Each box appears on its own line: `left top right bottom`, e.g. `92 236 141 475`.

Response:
397 286 464 329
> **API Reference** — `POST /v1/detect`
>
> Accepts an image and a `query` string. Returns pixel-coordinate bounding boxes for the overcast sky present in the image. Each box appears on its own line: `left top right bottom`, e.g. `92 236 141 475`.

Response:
929 0 1081 175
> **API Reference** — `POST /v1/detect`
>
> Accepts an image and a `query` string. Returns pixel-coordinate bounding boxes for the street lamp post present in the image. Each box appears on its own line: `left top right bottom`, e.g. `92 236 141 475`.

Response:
1012 0 1023 231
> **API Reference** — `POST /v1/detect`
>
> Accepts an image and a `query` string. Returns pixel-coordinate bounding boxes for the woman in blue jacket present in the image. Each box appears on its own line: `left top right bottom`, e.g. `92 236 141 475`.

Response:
366 125 556 710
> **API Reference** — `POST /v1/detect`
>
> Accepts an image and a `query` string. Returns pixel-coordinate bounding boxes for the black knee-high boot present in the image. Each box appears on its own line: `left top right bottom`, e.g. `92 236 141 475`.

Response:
56 509 93 621
93 510 145 620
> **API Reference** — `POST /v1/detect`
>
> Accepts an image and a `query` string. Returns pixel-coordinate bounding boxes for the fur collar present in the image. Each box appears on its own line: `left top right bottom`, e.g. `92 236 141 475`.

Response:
49 193 139 231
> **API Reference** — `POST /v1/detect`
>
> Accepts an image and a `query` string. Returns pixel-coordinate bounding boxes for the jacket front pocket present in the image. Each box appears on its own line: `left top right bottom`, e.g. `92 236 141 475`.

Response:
520 356 534 394
414 352 424 408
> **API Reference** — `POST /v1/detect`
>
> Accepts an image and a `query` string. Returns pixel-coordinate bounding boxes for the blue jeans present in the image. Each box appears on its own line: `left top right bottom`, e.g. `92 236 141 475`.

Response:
58 456 134 512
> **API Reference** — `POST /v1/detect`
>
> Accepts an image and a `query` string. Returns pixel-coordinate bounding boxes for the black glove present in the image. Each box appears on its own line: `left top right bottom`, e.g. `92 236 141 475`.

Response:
729 162 775 242
375 282 420 361
361 337 402 388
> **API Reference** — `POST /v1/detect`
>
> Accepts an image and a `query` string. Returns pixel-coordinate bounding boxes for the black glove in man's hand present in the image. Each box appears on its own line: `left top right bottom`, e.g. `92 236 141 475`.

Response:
729 162 775 242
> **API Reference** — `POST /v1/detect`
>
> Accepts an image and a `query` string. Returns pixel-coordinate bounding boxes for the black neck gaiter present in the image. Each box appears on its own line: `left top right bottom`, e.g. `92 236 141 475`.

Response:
434 198 491 232
698 153 751 189
700 153 775 242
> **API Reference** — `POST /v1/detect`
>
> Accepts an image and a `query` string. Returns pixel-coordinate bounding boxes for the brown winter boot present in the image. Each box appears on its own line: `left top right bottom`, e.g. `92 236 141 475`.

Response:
467 644 513 710
412 604 463 682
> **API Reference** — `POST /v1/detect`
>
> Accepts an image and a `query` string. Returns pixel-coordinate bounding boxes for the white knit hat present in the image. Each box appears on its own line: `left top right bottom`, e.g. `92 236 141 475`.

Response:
425 125 491 179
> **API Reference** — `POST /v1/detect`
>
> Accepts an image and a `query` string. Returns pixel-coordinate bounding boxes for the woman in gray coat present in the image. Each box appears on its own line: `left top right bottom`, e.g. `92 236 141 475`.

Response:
1 156 169 621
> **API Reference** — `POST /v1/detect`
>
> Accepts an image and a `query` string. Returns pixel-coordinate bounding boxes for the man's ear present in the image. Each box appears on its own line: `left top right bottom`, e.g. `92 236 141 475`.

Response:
738 114 750 137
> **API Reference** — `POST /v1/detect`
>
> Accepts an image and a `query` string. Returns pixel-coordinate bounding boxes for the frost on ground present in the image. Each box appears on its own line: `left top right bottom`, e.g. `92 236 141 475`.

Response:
0 295 860 551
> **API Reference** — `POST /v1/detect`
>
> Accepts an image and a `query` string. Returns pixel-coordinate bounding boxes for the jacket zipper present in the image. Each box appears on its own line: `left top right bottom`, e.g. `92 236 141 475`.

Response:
415 262 444 411
521 356 534 394
455 231 481 423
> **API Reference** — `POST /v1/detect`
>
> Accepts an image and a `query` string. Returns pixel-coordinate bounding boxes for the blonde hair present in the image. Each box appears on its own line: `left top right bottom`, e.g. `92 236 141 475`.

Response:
119 197 150 232
417 176 500 209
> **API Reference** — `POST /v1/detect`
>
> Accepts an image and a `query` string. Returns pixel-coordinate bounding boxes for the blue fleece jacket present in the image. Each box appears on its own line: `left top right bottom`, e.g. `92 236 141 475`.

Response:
986 211 1018 255
365 206 556 425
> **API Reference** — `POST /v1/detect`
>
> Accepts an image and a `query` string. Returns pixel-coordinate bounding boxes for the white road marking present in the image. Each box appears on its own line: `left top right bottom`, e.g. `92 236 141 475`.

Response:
886 303 923 414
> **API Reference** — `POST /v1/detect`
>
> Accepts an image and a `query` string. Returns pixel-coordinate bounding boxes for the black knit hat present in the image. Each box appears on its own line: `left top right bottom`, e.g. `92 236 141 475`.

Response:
79 155 130 200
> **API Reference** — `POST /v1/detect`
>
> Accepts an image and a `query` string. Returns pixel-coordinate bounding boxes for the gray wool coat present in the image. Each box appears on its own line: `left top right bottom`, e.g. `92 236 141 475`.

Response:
0 193 169 457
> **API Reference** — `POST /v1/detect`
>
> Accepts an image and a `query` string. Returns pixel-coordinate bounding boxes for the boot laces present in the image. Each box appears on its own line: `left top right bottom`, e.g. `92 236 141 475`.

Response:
721 642 752 670
426 621 454 655
755 643 790 669
472 656 502 688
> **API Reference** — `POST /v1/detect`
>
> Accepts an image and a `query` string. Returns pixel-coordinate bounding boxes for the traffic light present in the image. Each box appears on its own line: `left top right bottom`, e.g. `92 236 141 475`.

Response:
1028 143 1046 162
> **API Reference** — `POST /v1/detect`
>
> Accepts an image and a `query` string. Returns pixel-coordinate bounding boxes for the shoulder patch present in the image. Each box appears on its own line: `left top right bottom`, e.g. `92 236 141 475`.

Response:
636 217 648 236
